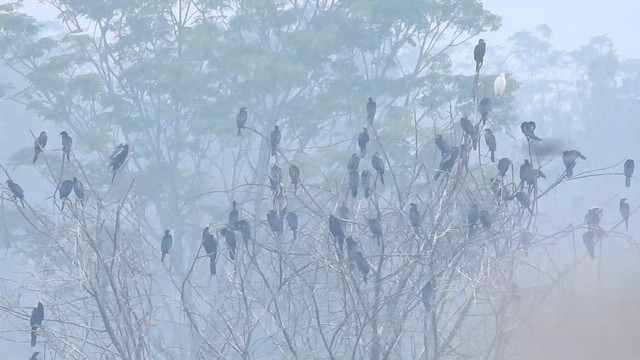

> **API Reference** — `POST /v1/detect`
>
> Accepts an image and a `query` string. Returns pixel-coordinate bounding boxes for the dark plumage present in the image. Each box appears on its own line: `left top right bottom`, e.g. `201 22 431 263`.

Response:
286 211 298 240
235 220 251 242
60 131 72 163
583 231 595 260
31 352 39 360
479 97 491 125
6 179 24 202
584 207 602 227
267 209 284 235
108 143 129 184
519 160 532 189
460 117 478 150
435 135 451 157
161 230 172 263
434 146 459 180
270 125 281 157
236 107 248 137
366 97 376 125
347 154 360 171
422 281 434 313
624 159 634 187
329 214 345 257
513 191 531 212
202 225 218 275
289 164 300 191
479 210 492 229
367 218 383 246
72 177 84 205
620 198 630 230
358 127 369 157
372 152 385 185
361 170 371 199
269 164 282 193
467 204 479 238
409 203 421 232
484 129 496 162
562 150 586 178
32 131 47 164
352 251 370 283
30 302 44 347
348 169 359 198
497 157 511 178
59 179 73 210
220 228 237 260
474 39 486 73
228 201 239 229
520 121 542 141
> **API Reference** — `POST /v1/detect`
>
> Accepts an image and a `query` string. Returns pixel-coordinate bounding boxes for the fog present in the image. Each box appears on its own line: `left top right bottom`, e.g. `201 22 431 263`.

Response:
0 1 638 359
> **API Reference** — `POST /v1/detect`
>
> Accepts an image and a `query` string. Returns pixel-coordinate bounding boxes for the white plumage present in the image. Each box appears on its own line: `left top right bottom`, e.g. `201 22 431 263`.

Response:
494 73 506 99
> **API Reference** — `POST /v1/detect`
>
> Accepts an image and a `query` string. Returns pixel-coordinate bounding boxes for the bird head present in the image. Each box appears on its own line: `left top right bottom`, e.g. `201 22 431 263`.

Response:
484 128 492 133
368 97 373 102
240 107 247 111
5 180 10 184
60 131 68 136
436 134 442 139
274 125 279 130
164 229 170 235
479 39 485 44
409 203 417 209
621 198 627 203
524 159 530 165
40 131 46 136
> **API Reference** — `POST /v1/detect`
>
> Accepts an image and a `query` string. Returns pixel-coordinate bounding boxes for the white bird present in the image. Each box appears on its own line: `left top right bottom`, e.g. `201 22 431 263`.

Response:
494 73 506 99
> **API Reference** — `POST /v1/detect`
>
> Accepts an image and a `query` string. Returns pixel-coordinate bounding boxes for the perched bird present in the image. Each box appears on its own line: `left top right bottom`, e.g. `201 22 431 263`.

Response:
345 236 358 270
422 281 435 313
329 214 345 257
72 177 84 205
6 179 25 204
366 97 376 125
562 150 586 178
347 154 360 172
289 164 300 191
434 146 459 180
490 177 502 198
30 302 44 347
358 127 369 157
513 191 531 212
161 230 172 263
32 131 47 164
109 143 129 184
236 107 248 137
286 211 298 240
460 117 478 150
352 251 371 283
520 121 542 141
270 125 281 156
202 225 218 275
584 207 602 227
361 170 371 199
519 160 533 189
235 220 251 242
368 218 383 246
624 159 634 187
372 152 385 185
484 129 496 162
60 131 72 163
220 228 237 260
269 164 282 193
467 204 480 238
409 203 421 233
348 169 359 198
337 202 350 223
479 210 492 229
479 97 491 125
494 73 506 98
497 157 511 178
267 209 284 234
59 179 74 210
583 231 595 260
474 39 486 73
620 198 630 230
435 135 451 157
228 201 239 229
31 352 39 360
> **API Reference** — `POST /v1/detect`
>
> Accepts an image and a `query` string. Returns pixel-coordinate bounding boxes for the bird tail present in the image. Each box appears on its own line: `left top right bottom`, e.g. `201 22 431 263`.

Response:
363 273 368 283
337 237 344 259
380 173 385 185
626 176 631 187
61 199 65 211
161 251 166 263
229 248 235 260
367 116 373 125
32 151 39 164
625 219 629 230
565 167 573 178
490 150 495 162
271 145 277 157
31 326 37 347
209 256 216 275
365 188 370 199
476 62 481 73
237 128 242 137
292 228 297 240
472 137 478 150
351 187 357 198
111 170 117 184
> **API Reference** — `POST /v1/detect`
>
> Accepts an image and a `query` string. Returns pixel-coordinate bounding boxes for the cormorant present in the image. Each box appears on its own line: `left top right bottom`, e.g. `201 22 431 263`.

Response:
60 131 73 163
624 159 634 187
434 146 459 180
32 131 47 164
202 225 218 275
620 198 630 230
270 125 281 157
460 117 478 150
474 39 486 73
236 107 247 137
367 218 383 246
109 143 129 184
367 98 376 125
520 121 542 141
59 179 74 210
361 170 371 198
372 152 385 185
286 211 298 240
484 129 496 162
220 228 237 260
289 164 300 191
358 127 369 157
161 230 172 263
562 150 586 178
228 201 239 229
435 135 451 157
30 302 44 347
348 169 359 198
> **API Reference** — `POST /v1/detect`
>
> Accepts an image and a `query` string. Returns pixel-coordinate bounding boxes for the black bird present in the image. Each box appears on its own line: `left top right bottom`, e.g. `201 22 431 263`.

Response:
519 160 532 189
562 150 586 178
479 97 491 125
270 125 281 157
490 177 502 198
422 281 434 313
624 159 634 187
31 352 39 360
30 302 44 347
329 214 345 257
269 164 282 193
6 179 24 204
435 135 451 157
289 164 300 191
202 225 218 275
347 154 360 171
352 251 371 283
358 127 369 157
484 129 496 162
228 201 239 229
267 209 284 235
60 131 72 163
474 39 486 73
460 117 478 150
372 152 385 185
236 107 248 137
434 146 459 180
286 211 298 240
497 157 511 178
368 218 383 246
361 170 371 199
479 210 492 229
367 97 376 125
59 179 74 210
161 230 172 263
32 131 47 164
220 228 237 259
520 121 542 141
348 169 359 198
109 143 129 184
513 191 531 212
620 198 630 230
409 203 421 232
345 236 358 270
337 202 350 223
584 207 602 227
72 177 84 205
235 220 251 242
583 231 595 260
467 204 479 238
